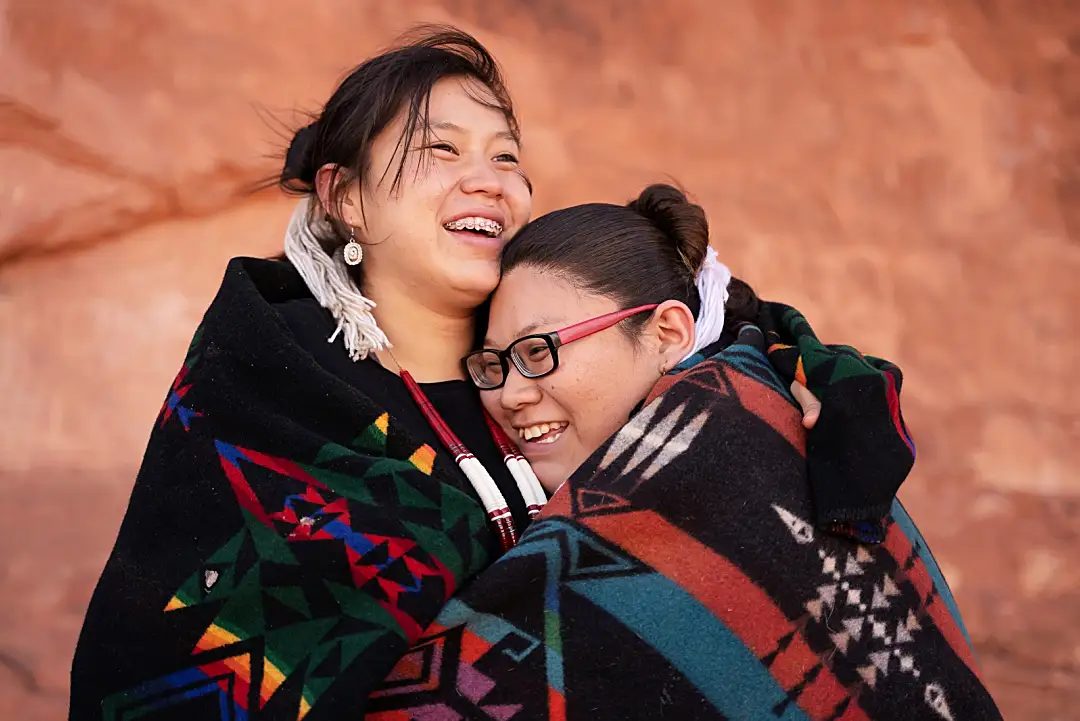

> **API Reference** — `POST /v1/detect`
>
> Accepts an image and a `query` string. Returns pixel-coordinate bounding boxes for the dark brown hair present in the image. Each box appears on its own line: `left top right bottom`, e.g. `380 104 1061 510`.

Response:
499 183 759 339
278 25 522 255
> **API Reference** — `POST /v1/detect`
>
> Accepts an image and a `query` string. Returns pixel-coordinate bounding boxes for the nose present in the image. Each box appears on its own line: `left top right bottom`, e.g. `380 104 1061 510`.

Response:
498 364 542 412
459 156 504 197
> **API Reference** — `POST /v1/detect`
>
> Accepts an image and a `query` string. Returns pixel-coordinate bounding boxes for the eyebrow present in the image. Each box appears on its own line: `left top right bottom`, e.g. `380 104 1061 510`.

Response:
483 317 561 347
429 121 518 143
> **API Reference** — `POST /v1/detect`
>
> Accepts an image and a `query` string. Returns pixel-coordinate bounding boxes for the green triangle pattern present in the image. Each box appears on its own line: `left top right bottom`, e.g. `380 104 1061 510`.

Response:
404 521 463 581
304 675 335 703
441 483 483 531
339 630 385 670
264 618 338 674
169 531 248 608
829 355 876 384
264 586 313 619
365 458 424 479
245 510 300 565
325 582 406 639
395 476 440 510
299 465 377 505
351 421 387 454
313 442 357 465
213 571 267 639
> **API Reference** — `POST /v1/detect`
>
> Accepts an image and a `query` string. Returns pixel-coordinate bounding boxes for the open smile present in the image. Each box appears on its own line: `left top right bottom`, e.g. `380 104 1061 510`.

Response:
442 216 506 250
517 421 568 445
443 216 503 237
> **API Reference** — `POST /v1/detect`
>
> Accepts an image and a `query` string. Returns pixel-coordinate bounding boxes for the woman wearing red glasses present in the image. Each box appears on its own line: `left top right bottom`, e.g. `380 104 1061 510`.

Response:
369 183 1001 719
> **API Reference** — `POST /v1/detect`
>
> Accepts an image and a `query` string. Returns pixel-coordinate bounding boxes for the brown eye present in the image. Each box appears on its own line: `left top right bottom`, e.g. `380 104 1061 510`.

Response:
429 142 458 155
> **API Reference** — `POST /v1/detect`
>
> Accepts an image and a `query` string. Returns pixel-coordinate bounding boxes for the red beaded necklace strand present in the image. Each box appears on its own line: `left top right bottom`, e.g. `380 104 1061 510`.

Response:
394 363 547 553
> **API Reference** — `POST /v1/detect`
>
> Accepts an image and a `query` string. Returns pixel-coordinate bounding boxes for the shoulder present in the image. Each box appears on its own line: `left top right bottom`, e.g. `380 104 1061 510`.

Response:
275 297 336 345
223 256 311 301
191 256 332 363
213 256 331 334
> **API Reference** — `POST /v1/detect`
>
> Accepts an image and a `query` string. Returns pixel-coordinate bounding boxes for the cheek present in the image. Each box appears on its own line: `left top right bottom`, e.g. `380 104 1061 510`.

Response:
507 179 533 225
554 356 643 444
373 195 442 258
480 390 503 419
431 163 462 195
381 168 449 225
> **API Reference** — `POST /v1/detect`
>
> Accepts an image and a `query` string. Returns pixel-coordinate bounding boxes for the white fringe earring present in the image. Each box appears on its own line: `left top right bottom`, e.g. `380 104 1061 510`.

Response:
283 198 390 361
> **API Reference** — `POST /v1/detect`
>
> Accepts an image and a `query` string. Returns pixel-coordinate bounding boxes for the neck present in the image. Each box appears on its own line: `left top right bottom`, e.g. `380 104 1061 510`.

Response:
366 279 477 383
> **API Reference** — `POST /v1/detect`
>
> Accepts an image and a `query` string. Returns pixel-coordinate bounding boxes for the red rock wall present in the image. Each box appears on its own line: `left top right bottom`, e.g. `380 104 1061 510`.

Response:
1 1 1078 718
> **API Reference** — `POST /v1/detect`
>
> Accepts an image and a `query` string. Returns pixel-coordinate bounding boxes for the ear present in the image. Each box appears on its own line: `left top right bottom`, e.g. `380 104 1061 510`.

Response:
314 164 363 227
643 300 696 370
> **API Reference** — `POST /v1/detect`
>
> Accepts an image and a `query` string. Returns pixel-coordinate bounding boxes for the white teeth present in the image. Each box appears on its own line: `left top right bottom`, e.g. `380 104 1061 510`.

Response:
443 216 503 237
517 422 568 442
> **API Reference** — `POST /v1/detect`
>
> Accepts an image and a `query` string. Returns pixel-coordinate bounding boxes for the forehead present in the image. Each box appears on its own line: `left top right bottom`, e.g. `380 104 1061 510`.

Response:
485 268 618 345
417 76 518 142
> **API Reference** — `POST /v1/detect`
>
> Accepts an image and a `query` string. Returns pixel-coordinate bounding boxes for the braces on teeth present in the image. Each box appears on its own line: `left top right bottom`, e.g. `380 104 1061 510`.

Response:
444 217 502 235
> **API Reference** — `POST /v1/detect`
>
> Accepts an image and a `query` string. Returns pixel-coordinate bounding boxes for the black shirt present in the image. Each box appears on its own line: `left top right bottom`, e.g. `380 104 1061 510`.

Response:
273 297 529 544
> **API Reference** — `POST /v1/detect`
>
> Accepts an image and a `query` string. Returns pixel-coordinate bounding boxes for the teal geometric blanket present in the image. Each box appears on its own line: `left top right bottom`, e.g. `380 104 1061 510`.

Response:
367 323 1001 719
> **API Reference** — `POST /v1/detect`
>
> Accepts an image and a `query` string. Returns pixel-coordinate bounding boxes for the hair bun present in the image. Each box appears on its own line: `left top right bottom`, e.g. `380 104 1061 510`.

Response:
282 122 319 187
626 183 710 275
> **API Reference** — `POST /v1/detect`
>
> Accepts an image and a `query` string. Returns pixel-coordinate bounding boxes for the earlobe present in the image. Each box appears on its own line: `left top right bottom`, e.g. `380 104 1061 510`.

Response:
650 300 697 365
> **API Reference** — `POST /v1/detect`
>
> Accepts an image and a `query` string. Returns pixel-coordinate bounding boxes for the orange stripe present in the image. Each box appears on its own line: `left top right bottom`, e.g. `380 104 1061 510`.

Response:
409 445 436 475
260 656 288 704
882 524 980 678
196 624 241 652
726 370 806 457
460 628 491 665
539 483 572 518
583 512 792 655
836 697 874 721
770 640 821 689
794 355 807 386
797 668 852 718
581 511 867 721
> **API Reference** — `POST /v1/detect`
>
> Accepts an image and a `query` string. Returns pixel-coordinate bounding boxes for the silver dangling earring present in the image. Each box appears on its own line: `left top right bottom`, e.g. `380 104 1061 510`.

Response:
343 227 363 266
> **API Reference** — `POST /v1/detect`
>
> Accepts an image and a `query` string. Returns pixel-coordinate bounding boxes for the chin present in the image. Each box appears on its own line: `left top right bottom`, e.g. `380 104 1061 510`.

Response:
534 464 568 496
446 265 501 302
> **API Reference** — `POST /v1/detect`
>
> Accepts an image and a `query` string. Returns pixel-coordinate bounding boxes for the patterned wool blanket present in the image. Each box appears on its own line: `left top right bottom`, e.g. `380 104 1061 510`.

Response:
69 256 984 721
367 320 1002 720
70 259 505 720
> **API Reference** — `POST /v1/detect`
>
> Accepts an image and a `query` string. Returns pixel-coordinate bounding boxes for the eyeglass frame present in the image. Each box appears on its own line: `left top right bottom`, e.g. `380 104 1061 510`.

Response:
463 303 660 390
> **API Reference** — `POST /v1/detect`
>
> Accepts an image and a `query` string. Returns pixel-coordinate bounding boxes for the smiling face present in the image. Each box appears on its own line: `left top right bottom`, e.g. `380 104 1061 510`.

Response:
337 75 533 311
481 267 690 493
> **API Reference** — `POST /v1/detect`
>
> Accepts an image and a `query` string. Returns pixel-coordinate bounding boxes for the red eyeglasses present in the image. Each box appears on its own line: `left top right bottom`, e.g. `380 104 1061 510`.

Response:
463 304 660 390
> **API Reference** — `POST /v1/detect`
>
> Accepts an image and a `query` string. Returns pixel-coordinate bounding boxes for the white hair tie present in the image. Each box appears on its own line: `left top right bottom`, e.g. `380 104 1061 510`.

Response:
282 198 391 361
682 246 732 361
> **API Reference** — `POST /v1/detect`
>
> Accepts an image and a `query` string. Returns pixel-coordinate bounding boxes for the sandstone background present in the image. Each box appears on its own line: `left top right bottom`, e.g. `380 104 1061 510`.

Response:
2 1 1078 719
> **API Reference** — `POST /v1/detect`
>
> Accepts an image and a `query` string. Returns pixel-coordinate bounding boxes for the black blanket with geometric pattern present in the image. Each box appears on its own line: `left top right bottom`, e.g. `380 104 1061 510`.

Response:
70 258 503 720
367 325 1003 720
